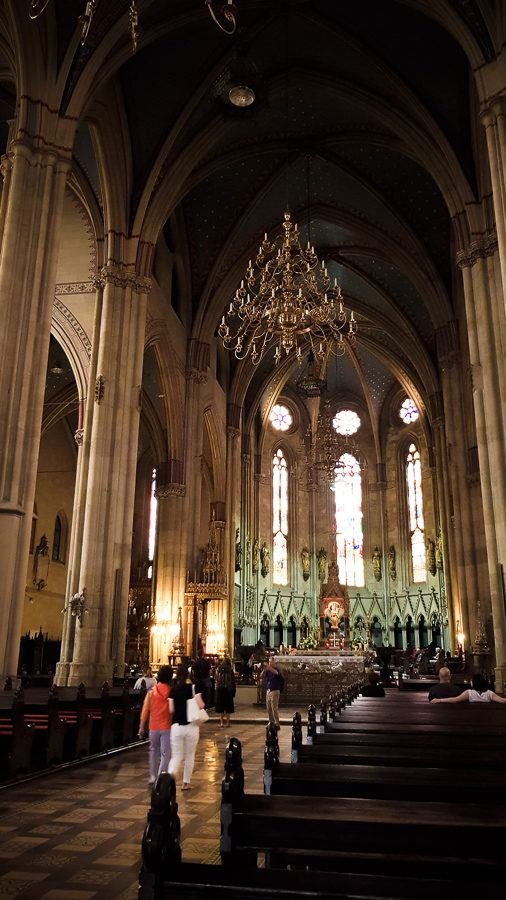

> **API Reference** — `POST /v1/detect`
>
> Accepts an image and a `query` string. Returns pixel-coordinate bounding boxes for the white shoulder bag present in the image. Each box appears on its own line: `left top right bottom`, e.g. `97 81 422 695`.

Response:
187 690 209 725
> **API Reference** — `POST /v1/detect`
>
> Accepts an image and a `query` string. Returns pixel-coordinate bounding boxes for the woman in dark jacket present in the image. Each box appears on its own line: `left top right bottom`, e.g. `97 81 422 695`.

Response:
215 656 235 728
168 664 205 791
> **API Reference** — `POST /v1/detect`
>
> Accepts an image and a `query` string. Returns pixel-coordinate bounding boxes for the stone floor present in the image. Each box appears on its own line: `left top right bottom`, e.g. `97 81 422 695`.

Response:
0 690 299 899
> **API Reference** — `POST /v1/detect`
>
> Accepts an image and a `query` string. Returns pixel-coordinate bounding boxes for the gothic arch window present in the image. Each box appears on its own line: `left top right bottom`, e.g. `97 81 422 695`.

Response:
393 616 403 649
148 467 158 580
406 615 415 648
418 615 428 648
272 447 289 585
51 510 68 563
332 453 364 587
406 442 426 582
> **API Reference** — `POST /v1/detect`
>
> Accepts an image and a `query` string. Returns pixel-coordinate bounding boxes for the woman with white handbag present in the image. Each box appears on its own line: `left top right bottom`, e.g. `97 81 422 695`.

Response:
168 663 207 791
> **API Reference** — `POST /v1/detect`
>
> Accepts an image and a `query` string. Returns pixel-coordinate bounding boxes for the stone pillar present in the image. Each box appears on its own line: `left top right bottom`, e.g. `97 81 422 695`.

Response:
59 265 150 686
458 248 506 689
0 139 71 679
481 95 506 296
57 280 104 682
435 324 481 650
184 340 209 579
151 462 186 665
225 403 242 654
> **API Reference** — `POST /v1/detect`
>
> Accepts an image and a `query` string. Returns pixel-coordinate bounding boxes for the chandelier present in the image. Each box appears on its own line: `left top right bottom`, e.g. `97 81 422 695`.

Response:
219 212 357 366
29 0 237 53
307 402 359 482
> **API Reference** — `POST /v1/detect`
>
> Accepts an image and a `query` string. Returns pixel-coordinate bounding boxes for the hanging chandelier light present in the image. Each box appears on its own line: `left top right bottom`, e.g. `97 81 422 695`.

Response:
29 0 237 53
219 211 357 366
307 402 359 483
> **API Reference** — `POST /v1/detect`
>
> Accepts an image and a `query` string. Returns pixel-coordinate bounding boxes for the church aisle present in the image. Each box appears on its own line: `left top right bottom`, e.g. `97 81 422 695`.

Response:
0 720 290 899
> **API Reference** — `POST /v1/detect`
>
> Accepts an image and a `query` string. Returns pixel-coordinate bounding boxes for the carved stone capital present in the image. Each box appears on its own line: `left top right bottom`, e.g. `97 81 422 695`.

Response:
456 233 498 268
94 375 105 404
155 483 186 499
98 264 151 293
74 428 84 446
185 368 207 384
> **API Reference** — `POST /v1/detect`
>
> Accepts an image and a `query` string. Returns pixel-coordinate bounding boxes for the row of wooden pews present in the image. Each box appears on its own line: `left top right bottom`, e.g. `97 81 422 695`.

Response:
0 681 145 780
139 680 506 899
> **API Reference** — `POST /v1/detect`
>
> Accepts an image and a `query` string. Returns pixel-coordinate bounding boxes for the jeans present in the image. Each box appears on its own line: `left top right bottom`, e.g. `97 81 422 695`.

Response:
149 729 171 782
168 723 200 784
266 689 280 726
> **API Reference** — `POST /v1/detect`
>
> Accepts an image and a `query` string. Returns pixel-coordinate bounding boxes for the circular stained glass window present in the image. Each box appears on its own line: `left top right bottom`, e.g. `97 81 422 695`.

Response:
400 398 419 424
269 404 293 432
333 409 361 435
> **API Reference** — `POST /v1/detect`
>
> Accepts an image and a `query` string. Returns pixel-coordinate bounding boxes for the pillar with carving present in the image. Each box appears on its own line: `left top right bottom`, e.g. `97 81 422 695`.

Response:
458 244 506 688
150 460 186 664
0 123 72 679
56 264 150 686
225 403 242 654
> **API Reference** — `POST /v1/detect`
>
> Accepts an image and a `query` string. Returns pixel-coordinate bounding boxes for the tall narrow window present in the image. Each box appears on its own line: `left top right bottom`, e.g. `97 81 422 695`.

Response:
406 442 426 582
332 453 364 586
148 468 158 579
52 515 62 561
272 448 288 585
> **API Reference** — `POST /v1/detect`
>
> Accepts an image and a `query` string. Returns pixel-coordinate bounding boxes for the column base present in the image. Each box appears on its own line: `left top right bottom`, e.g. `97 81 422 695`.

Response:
54 662 71 687
493 664 506 695
67 661 114 688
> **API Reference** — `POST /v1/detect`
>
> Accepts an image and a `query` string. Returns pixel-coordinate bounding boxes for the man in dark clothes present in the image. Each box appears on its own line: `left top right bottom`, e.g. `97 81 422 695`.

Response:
428 666 463 701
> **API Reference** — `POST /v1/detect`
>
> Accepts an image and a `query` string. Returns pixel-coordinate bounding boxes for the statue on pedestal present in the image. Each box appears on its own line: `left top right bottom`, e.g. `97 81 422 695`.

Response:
301 547 310 581
427 538 436 576
317 548 327 582
388 545 396 581
260 542 270 578
252 539 259 573
372 546 382 581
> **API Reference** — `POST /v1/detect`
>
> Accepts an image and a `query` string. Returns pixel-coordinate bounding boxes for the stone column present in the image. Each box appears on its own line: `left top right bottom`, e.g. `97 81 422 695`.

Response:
225 403 242 654
434 324 481 650
57 280 104 682
0 139 71 679
60 265 150 686
184 340 209 580
481 95 506 296
151 461 186 665
458 247 506 689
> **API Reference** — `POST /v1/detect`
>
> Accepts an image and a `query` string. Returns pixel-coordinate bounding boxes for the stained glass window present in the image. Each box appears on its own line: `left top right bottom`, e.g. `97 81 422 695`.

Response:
332 453 364 586
400 398 419 424
333 409 361 435
269 404 293 432
148 467 158 579
406 443 426 582
272 448 288 584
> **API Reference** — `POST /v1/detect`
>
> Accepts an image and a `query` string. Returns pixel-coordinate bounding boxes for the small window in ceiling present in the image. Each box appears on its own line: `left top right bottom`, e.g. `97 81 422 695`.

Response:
269 404 293 432
400 398 419 424
333 409 360 435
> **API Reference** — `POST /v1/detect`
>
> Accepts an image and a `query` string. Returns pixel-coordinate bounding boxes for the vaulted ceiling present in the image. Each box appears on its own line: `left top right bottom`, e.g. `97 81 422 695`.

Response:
17 0 499 431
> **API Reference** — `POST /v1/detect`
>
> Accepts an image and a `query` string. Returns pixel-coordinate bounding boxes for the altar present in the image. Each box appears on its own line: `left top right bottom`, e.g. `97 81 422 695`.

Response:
257 651 365 705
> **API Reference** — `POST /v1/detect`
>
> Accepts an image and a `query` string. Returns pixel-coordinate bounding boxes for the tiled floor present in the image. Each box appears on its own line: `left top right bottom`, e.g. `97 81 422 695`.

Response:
0 694 296 899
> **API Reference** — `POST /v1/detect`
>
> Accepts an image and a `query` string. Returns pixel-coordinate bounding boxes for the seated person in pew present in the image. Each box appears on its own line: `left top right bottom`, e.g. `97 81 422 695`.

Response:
134 667 157 691
361 673 385 697
427 666 463 702
431 673 506 704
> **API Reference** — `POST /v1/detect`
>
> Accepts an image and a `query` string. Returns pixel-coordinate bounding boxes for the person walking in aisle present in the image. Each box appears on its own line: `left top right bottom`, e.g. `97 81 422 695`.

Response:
138 665 172 785
264 655 283 729
169 663 206 791
215 656 236 727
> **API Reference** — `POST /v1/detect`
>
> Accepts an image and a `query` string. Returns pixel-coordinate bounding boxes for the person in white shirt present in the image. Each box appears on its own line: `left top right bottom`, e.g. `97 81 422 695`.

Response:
431 673 506 704
133 667 157 691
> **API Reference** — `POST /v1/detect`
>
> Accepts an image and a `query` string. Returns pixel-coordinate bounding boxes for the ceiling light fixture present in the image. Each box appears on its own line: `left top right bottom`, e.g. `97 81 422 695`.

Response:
228 84 255 107
307 402 360 483
219 211 357 366
29 0 237 53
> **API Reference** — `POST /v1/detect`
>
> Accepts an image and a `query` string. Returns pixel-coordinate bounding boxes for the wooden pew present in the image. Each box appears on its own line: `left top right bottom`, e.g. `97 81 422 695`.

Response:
0 689 34 777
